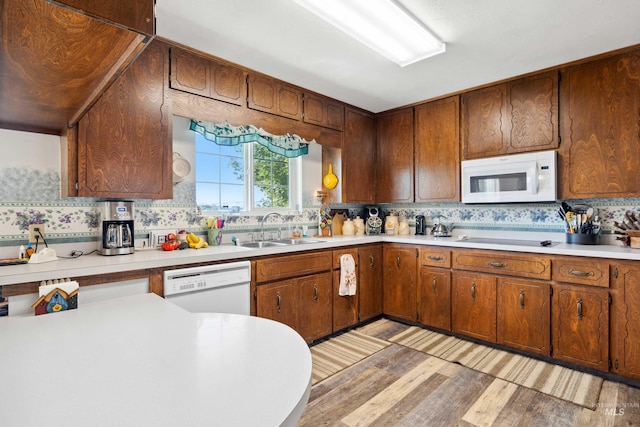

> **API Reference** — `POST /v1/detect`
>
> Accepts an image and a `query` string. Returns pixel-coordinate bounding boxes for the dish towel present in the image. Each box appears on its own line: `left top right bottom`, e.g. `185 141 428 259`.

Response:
339 254 357 296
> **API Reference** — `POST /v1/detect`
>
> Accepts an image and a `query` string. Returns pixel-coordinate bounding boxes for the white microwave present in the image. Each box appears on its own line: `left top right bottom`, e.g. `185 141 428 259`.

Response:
461 150 557 203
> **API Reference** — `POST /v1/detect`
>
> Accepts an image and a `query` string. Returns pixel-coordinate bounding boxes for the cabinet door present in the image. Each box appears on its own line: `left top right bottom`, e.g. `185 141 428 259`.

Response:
461 84 509 160
383 245 417 321
298 273 333 342
359 245 383 322
170 48 246 105
303 93 344 130
497 278 550 356
559 50 640 199
77 41 171 199
248 74 301 120
612 263 640 379
508 71 558 153
452 273 497 342
332 269 358 332
332 248 359 331
343 108 376 204
552 284 609 371
256 280 297 331
415 96 460 202
210 59 246 106
418 267 451 331
376 108 414 203
170 48 211 97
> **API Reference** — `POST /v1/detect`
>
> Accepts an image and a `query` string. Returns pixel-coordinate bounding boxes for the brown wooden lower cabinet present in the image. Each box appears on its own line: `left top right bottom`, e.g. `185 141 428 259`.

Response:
417 267 451 330
612 262 640 379
332 248 359 332
256 279 298 331
452 272 497 342
256 272 332 343
298 273 333 341
383 244 418 321
497 278 550 356
551 283 609 371
358 245 383 322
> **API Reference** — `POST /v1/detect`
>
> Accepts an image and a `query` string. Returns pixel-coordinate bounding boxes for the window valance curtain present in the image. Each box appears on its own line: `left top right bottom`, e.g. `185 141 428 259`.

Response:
189 120 312 158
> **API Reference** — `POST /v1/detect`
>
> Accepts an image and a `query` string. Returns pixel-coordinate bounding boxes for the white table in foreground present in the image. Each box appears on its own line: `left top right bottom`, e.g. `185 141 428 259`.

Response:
0 293 312 426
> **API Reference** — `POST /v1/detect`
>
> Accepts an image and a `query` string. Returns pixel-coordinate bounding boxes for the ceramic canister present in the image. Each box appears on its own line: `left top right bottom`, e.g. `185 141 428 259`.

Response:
342 218 355 235
353 216 365 235
385 214 399 235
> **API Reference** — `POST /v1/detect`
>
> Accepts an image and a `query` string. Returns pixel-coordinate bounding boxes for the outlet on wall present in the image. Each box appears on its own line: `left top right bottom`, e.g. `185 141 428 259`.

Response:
28 223 45 243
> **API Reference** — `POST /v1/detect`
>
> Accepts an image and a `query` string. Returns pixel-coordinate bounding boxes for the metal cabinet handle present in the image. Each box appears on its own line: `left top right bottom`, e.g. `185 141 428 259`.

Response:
471 283 476 301
432 277 437 293
519 290 525 309
569 269 594 277
577 298 583 320
276 292 282 312
314 284 318 301
487 262 507 268
428 255 443 261
397 254 401 268
369 254 374 268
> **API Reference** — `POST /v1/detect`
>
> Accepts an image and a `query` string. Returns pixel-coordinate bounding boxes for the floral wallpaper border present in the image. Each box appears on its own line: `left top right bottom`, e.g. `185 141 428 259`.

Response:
1 166 639 246
1 198 639 246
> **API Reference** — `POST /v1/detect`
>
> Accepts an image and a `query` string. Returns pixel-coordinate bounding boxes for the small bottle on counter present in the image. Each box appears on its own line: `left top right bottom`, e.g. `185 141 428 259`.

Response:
26 242 34 259
19 245 26 259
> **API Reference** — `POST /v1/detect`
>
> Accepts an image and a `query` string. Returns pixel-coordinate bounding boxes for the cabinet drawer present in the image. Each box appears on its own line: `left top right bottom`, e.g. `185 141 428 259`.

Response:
420 247 451 268
452 249 551 280
552 256 609 287
332 248 358 269
256 251 332 283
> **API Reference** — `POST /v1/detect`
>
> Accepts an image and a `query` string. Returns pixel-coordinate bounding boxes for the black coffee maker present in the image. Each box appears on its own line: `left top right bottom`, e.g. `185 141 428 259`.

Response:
415 215 427 235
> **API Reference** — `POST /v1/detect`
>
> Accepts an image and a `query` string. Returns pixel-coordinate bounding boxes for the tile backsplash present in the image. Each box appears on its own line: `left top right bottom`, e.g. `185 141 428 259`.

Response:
1 128 638 249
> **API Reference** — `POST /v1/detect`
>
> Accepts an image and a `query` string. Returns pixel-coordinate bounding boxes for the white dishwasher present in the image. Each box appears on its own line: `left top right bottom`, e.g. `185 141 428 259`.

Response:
163 261 251 315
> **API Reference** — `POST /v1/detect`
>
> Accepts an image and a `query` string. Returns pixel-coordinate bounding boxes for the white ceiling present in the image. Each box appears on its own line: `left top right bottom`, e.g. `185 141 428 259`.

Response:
156 0 640 113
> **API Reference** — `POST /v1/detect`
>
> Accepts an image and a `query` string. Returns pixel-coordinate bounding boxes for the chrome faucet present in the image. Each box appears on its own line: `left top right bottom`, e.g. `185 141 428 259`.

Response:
260 212 282 241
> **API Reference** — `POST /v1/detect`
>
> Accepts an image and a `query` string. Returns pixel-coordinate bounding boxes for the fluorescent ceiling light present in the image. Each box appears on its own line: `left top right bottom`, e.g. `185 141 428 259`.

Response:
292 0 445 67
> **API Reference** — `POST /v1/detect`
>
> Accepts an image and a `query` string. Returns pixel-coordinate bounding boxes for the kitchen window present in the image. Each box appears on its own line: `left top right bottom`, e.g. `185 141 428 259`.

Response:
195 132 301 214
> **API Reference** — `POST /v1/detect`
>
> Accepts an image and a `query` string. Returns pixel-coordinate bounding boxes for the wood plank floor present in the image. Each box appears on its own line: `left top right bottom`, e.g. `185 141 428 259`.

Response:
299 320 640 426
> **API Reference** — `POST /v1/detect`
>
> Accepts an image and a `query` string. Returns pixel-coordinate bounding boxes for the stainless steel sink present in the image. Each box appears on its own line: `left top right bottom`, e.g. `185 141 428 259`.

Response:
239 239 322 248
240 241 289 248
271 239 322 245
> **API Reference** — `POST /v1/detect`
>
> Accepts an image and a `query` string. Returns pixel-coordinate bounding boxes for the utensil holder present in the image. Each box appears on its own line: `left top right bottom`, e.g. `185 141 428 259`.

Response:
207 229 223 246
566 233 600 245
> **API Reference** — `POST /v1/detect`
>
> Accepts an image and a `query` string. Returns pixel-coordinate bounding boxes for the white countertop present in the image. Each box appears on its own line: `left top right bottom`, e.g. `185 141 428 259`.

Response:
0 293 312 426
1 233 639 286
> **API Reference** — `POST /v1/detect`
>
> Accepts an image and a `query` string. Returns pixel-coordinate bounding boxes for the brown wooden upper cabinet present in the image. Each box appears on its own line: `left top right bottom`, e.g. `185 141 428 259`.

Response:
558 49 640 199
74 41 172 199
54 0 155 35
414 96 460 202
461 71 559 160
169 47 246 106
376 107 414 203
343 107 376 204
247 74 302 121
0 0 153 134
303 93 344 131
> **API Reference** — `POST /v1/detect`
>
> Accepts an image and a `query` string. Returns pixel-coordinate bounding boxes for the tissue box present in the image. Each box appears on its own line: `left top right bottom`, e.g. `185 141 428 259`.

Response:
32 281 79 316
